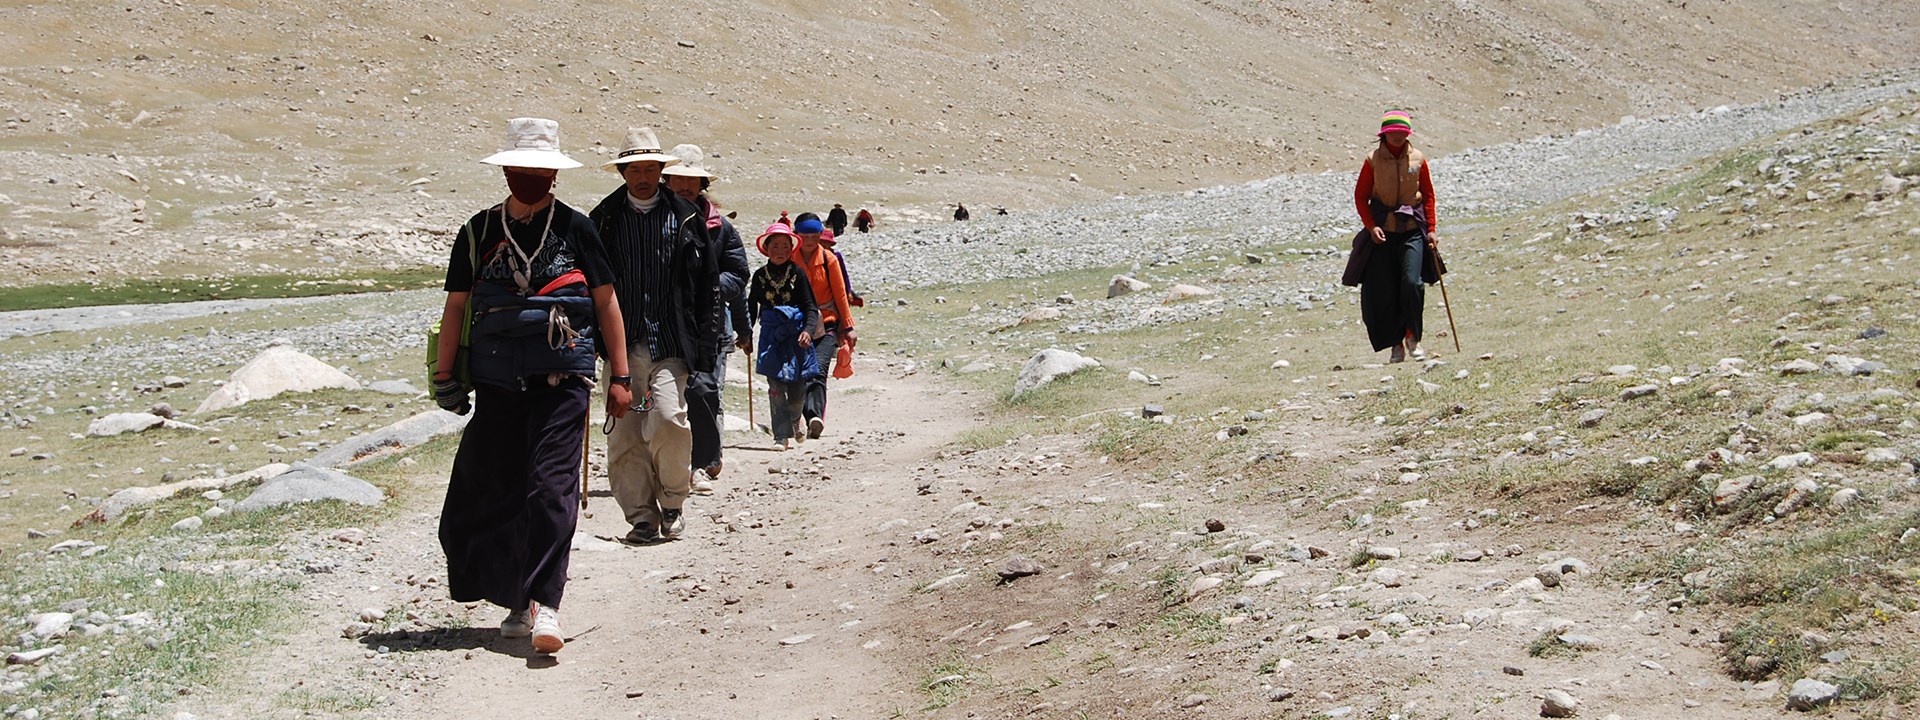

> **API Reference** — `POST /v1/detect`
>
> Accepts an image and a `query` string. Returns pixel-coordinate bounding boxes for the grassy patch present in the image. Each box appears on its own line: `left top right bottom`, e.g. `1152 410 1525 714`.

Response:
921 655 988 710
0 269 443 311
1525 631 1585 660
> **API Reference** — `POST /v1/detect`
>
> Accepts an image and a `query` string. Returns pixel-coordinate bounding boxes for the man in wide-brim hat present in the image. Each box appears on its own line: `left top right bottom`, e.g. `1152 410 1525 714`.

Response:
661 144 749 493
434 117 632 656
589 127 720 545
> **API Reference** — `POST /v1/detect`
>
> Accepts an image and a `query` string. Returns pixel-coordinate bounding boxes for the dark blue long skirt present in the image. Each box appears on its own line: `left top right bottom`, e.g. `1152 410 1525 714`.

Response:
439 378 588 611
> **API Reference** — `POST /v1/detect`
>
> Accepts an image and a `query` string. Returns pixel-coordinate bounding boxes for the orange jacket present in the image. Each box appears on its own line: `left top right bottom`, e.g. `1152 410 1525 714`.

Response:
796 244 853 329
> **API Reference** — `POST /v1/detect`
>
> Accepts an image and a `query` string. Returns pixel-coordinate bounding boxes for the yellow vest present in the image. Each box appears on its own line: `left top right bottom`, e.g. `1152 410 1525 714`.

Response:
1368 144 1427 233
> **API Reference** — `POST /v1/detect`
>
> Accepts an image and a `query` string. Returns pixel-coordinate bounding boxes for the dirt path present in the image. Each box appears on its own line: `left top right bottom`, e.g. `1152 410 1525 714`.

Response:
218 362 986 719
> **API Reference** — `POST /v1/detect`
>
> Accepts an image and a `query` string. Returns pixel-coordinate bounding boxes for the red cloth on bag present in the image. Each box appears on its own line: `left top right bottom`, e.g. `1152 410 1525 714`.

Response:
833 341 853 379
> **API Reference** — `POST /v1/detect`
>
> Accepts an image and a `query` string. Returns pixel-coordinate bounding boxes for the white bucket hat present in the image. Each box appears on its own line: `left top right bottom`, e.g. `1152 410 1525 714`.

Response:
661 143 716 179
479 117 583 170
602 127 682 171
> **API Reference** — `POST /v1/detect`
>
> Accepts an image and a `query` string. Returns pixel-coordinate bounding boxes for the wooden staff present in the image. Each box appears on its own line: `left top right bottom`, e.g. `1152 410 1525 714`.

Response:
1430 240 1461 353
745 350 756 436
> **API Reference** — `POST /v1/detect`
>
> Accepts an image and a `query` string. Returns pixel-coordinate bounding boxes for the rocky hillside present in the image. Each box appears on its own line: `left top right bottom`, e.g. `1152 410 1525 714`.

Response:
0 0 1915 285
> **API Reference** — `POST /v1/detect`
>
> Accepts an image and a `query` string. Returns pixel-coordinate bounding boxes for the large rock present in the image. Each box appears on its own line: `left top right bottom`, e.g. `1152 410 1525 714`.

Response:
89 464 291 522
308 411 470 468
1012 349 1100 398
233 463 384 513
1108 275 1151 298
194 343 362 414
85 412 199 437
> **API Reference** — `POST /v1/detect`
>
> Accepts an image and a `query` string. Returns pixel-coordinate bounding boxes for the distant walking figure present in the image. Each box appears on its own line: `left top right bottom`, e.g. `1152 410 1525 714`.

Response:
1349 109 1441 363
825 203 849 236
953 203 970 222
854 208 873 233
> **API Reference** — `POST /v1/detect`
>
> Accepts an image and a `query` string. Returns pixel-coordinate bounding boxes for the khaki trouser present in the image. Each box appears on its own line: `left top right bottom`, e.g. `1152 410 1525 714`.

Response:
606 350 692 529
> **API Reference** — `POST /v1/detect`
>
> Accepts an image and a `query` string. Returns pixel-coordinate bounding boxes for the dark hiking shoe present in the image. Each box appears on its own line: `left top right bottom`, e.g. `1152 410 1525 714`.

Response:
660 508 685 540
807 417 825 439
500 608 532 639
623 522 660 545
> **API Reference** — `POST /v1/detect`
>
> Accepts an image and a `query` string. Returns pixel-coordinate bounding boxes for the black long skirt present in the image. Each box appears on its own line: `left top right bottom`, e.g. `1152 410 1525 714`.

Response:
439 378 588 611
1360 229 1427 352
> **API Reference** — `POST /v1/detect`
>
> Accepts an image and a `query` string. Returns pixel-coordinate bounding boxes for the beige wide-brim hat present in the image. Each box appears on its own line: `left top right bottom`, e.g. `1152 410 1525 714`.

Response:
660 143 716 179
602 127 682 171
479 117 583 170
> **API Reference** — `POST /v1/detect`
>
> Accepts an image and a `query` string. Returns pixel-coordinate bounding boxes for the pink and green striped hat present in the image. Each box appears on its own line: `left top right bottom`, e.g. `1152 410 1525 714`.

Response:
1378 109 1413 137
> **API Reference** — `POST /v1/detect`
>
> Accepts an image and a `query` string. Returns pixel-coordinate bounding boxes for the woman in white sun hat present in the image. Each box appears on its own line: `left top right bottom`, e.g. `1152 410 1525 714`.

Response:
432 117 631 655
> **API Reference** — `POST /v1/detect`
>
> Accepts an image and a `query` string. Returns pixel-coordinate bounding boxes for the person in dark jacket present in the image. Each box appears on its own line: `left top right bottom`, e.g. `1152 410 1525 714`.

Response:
825 203 849 236
854 208 873 233
433 117 632 656
589 127 719 545
1352 109 1440 363
953 203 970 221
662 143 748 493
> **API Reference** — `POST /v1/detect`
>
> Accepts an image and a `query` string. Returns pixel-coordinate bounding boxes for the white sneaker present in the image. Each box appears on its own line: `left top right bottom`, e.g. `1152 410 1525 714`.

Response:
807 417 825 439
500 608 531 639
530 604 563 654
692 478 715 495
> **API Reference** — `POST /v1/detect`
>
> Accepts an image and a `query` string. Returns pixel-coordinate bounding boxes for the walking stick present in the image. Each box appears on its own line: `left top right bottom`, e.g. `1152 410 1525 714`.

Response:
745 350 757 436
1430 241 1461 353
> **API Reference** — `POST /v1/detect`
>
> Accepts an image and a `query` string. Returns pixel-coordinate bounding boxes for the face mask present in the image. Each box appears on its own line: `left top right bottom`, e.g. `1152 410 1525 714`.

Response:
505 171 554 205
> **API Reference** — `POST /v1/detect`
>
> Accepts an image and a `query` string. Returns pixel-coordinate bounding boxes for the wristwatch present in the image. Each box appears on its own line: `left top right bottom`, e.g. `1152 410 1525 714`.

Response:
609 375 632 387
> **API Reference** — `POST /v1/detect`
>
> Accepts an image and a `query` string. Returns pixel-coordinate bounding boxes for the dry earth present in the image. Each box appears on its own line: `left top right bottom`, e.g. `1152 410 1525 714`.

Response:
0 1 1917 284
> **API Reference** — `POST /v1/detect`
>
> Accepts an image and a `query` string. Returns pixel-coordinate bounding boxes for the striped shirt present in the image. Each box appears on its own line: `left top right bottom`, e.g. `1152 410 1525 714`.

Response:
605 191 683 362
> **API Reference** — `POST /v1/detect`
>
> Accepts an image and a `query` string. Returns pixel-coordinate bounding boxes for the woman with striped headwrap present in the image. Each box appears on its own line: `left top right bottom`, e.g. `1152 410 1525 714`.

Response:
1353 109 1441 363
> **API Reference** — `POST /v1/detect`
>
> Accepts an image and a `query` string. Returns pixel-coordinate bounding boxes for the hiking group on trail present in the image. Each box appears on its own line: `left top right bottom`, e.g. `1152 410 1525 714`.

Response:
429 109 1444 656
429 119 862 655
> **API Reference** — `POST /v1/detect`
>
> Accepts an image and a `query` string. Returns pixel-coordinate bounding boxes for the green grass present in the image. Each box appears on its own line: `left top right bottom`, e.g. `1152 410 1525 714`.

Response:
921 655 988 710
0 268 442 311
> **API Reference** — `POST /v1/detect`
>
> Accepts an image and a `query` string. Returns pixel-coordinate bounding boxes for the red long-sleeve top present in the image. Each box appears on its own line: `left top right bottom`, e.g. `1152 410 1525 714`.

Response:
1354 150 1438 232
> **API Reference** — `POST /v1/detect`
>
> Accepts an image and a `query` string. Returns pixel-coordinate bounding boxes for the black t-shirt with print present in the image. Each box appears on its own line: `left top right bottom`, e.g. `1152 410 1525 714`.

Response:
442 200 614 292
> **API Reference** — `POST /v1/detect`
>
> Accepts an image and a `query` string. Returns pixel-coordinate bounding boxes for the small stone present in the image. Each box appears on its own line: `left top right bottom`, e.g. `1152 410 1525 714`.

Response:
1204 518 1226 533
1367 546 1401 560
1181 694 1210 708
1142 404 1165 419
5 647 59 666
1577 409 1608 428
1786 678 1840 711
1829 488 1860 509
1456 549 1485 562
28 612 74 639
1773 478 1820 517
1557 634 1603 650
1502 665 1525 676
1368 568 1407 587
1336 624 1372 640
161 376 189 388
1775 359 1821 375
779 634 815 646
1541 688 1580 718
1268 687 1296 702
1621 384 1660 401
997 555 1044 582
1714 475 1760 510
171 516 203 532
